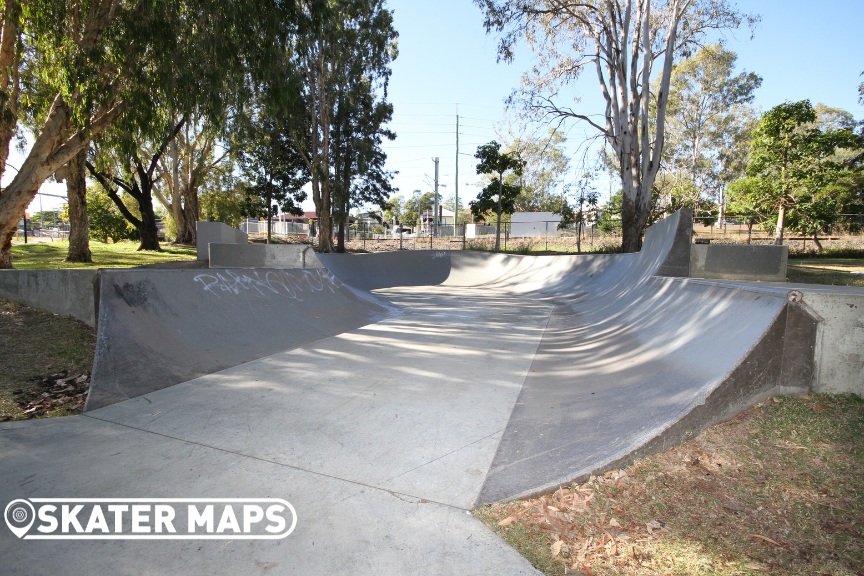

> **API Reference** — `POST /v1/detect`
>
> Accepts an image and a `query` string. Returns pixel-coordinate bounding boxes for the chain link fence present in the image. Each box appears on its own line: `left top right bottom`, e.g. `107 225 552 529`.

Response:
236 213 864 255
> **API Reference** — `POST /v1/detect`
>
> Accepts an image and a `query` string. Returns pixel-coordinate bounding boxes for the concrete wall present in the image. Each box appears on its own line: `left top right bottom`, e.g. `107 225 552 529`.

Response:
196 221 248 261
0 269 99 326
804 291 864 396
690 244 788 281
209 243 322 269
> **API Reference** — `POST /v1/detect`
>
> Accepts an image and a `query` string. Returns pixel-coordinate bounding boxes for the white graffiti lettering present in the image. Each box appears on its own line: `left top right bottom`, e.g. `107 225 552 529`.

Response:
193 269 343 300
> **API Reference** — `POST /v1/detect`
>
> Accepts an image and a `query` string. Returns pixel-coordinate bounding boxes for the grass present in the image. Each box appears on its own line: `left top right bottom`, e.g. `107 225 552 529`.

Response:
0 298 96 421
9 239 197 269
476 394 864 576
786 258 864 287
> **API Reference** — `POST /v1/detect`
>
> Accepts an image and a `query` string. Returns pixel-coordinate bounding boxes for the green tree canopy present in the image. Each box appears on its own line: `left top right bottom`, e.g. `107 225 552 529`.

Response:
742 100 861 245
472 140 525 251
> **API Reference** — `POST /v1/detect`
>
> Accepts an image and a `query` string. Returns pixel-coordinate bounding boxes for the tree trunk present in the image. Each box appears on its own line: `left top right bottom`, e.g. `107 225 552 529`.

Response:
65 148 91 262
0 97 77 268
620 190 649 253
180 184 199 244
494 179 503 252
138 194 161 251
0 0 20 179
336 220 345 252
773 204 786 245
812 233 823 253
0 93 122 268
266 183 272 245
171 198 189 243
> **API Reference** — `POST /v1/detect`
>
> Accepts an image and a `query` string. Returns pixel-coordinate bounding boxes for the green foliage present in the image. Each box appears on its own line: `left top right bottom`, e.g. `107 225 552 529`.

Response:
598 190 622 235
738 100 863 241
237 109 308 222
200 185 245 229
86 188 135 244
556 172 598 231
658 44 762 211
28 210 62 227
471 141 525 223
500 127 570 212
470 179 521 222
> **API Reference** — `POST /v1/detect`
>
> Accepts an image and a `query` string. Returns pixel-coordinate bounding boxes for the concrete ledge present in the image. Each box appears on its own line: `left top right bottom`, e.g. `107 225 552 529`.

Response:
0 269 99 326
690 244 788 281
196 221 247 261
209 243 321 269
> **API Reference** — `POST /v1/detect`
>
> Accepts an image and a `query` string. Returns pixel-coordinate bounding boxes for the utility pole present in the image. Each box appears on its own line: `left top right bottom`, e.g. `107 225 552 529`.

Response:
433 157 439 237
454 109 459 235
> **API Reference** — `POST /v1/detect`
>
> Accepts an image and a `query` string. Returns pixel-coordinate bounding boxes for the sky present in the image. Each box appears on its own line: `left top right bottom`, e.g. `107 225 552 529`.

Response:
15 0 864 216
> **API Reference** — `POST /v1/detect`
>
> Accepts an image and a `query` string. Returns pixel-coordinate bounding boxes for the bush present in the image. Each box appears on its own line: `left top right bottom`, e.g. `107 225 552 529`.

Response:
87 188 135 243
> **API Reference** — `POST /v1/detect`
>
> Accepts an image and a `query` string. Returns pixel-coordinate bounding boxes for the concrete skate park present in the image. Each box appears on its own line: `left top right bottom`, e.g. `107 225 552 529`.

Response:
1 210 862 575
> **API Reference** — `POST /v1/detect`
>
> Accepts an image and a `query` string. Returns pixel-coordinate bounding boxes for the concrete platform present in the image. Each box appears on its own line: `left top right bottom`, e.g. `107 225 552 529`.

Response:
3 209 858 574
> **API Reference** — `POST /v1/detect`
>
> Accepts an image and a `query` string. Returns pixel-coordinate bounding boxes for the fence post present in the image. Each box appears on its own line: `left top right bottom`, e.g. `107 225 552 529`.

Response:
545 221 548 252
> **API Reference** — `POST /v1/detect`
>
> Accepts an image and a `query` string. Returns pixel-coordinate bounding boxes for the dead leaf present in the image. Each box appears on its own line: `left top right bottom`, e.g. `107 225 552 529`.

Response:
498 515 518 527
750 533 783 547
551 539 563 557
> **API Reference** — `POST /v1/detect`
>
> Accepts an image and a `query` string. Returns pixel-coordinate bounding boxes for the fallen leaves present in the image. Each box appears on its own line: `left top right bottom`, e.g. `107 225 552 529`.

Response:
476 394 864 576
6 371 90 419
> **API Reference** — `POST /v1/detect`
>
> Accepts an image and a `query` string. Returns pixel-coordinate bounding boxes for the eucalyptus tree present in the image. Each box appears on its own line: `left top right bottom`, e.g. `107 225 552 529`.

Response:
331 74 396 251
475 0 756 252
499 127 570 212
236 103 309 244
0 0 298 267
154 115 228 245
87 118 186 250
282 0 397 253
658 44 761 222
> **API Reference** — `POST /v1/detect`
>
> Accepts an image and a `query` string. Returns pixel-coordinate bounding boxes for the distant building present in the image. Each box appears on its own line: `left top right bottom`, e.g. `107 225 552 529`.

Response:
510 212 561 237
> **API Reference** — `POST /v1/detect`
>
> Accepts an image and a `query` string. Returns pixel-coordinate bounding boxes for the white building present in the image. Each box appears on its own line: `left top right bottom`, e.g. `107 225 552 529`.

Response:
510 212 561 237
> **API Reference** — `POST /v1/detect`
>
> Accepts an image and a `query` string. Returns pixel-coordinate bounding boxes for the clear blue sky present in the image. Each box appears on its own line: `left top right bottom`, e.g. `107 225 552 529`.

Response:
378 0 864 212
19 0 864 214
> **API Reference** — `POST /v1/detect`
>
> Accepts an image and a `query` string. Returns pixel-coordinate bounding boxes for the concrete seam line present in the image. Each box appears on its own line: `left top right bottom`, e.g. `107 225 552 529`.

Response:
81 414 471 512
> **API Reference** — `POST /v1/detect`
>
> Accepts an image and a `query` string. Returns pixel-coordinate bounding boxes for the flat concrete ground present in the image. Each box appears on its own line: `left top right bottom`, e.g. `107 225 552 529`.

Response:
0 286 550 575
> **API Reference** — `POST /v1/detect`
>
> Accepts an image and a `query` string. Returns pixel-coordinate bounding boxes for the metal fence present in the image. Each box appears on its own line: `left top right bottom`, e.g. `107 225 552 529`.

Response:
240 219 310 236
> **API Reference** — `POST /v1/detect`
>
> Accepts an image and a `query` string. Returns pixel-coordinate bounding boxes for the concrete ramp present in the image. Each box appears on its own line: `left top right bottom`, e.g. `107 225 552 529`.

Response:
318 210 816 502
86 267 393 410
0 209 832 574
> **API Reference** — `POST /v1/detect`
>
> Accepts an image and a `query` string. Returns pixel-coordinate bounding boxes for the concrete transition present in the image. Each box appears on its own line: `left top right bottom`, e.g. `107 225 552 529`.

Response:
2 209 862 575
196 220 248 261
85 267 392 410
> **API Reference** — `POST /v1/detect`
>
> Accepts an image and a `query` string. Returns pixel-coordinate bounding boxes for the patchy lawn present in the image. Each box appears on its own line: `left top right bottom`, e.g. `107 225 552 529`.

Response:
476 394 864 576
9 240 197 269
0 298 96 421
787 258 864 287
